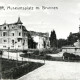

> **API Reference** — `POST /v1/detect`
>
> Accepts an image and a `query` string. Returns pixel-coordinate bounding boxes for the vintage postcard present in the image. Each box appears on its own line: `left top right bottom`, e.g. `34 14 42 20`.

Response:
0 0 80 80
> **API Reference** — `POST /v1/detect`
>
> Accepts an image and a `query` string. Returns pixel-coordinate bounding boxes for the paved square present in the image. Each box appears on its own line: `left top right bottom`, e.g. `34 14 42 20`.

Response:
18 61 80 80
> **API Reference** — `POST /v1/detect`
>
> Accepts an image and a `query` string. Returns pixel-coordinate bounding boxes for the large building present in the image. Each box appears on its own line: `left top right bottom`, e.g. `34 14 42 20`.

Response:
29 31 50 49
0 17 50 51
0 17 28 50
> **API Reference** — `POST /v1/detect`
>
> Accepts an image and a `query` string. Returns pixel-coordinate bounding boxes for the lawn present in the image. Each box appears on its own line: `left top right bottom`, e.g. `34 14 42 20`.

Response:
0 58 44 79
20 52 63 61
20 49 63 61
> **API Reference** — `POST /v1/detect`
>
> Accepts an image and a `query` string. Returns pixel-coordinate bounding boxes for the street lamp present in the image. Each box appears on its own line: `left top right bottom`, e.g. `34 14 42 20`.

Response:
15 41 18 67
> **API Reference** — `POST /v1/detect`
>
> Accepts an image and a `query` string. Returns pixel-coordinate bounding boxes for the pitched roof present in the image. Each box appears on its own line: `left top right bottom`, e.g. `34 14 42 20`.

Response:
29 31 49 37
0 17 23 26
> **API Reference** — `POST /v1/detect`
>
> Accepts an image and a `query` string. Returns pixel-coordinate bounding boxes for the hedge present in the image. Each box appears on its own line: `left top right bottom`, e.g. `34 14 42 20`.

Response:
63 52 80 61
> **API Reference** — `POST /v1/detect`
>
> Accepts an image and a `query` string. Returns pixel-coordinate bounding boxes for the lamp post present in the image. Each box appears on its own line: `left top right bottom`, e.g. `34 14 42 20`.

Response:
15 41 18 67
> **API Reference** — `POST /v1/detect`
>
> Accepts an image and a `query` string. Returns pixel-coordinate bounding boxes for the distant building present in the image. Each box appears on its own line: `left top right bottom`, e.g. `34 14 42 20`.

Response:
62 27 80 56
29 31 50 49
0 17 28 50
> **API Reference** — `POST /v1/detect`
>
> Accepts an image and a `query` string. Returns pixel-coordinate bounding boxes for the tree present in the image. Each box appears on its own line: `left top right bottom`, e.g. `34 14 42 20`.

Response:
57 39 67 48
50 30 57 48
67 32 77 45
28 32 37 49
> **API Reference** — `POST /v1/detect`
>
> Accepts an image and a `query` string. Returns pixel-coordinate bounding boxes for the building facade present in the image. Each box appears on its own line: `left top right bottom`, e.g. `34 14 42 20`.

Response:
0 17 28 50
29 31 50 49
62 27 80 56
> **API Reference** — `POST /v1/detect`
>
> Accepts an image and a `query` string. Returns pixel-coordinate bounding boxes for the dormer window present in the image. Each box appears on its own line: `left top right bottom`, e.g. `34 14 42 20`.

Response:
4 26 6 30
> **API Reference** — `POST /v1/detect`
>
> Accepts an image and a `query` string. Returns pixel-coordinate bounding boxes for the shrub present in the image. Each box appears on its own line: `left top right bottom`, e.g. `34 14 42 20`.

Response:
33 50 39 55
63 52 80 61
0 50 3 55
22 50 28 54
45 55 52 60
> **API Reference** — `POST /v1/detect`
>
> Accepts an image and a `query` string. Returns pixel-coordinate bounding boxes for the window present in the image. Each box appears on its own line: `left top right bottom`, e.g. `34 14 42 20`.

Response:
18 45 21 47
8 25 9 28
19 32 21 36
3 40 7 42
11 46 14 47
12 40 14 44
18 38 21 42
24 33 25 36
3 32 7 36
20 26 21 29
24 40 25 43
3 46 6 47
12 27 14 29
12 33 14 36
4 27 6 29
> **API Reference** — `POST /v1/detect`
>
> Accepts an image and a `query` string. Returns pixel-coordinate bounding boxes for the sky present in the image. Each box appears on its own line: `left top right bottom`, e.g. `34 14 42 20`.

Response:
0 0 80 39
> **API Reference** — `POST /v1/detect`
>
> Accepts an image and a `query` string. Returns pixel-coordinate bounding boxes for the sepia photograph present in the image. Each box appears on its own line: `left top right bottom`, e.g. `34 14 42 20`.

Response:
0 0 80 80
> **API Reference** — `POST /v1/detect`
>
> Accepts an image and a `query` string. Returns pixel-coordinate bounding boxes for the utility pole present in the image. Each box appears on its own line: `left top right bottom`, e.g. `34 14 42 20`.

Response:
15 41 18 67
